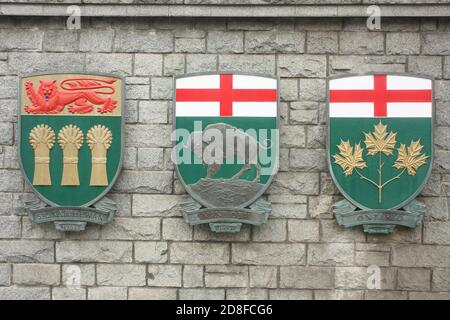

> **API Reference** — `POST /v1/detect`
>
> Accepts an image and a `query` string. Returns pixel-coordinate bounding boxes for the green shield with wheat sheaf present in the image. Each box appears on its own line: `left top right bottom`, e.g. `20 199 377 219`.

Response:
19 73 123 207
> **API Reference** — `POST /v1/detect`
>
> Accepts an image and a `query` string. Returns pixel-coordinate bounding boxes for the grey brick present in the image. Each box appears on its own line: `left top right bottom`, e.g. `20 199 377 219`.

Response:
56 241 132 263
335 267 396 290
114 170 172 194
101 217 160 240
432 268 450 291
139 101 168 124
219 55 275 74
8 53 84 74
288 220 320 242
386 32 421 55
408 56 442 79
137 147 165 170
13 264 60 286
175 38 205 53
80 29 114 52
269 289 313 300
134 54 163 76
97 264 146 287
0 216 20 238
183 265 203 288
280 266 334 289
250 266 277 288
232 243 305 266
0 29 42 50
271 172 319 195
340 32 384 55
132 195 184 217
245 31 305 53
0 240 54 263
0 77 18 100
424 222 450 245
129 288 177 300
86 53 132 76
392 245 450 267
186 54 217 73
423 33 450 55
278 55 326 77
162 218 193 241
290 149 326 171
171 243 229 265
308 243 354 266
164 54 185 76
252 219 287 242
179 288 224 300
0 286 50 300
397 268 431 291
114 30 173 53
226 288 267 300
307 31 338 54
43 30 78 51
208 31 243 53
314 290 363 300
52 288 86 300
330 56 406 75
205 265 248 288
151 77 172 100
88 287 127 300
62 264 95 287
0 264 11 286
135 241 168 263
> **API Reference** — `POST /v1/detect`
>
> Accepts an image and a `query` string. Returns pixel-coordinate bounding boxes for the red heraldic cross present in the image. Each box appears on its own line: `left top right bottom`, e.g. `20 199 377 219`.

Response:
176 74 277 116
329 75 432 117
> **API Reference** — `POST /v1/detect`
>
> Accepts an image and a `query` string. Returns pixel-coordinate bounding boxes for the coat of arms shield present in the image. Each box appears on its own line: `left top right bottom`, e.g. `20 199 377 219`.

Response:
19 72 124 231
327 73 433 234
173 72 279 232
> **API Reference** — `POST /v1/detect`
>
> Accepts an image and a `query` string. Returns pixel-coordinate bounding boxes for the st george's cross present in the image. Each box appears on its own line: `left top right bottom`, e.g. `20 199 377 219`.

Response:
173 72 279 232
327 74 434 234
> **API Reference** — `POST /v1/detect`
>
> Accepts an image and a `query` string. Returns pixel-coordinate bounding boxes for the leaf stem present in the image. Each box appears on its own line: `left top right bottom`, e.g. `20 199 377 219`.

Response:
355 169 379 188
381 169 405 188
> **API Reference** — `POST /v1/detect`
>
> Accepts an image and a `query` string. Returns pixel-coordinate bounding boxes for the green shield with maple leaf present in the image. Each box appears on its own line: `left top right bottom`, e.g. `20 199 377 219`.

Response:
328 74 433 211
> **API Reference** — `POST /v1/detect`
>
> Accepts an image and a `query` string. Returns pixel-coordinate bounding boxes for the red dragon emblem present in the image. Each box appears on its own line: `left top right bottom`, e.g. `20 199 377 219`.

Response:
24 78 118 114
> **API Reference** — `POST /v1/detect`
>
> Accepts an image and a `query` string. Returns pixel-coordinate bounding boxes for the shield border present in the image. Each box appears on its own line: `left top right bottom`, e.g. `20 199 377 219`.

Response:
326 72 435 211
173 71 280 209
18 71 125 208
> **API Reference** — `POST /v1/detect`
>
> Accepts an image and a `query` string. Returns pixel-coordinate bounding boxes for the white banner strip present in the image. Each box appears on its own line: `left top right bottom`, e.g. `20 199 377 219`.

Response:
232 75 277 89
387 103 432 118
387 76 432 90
329 103 374 118
232 102 277 117
329 76 374 90
176 75 220 89
176 102 220 117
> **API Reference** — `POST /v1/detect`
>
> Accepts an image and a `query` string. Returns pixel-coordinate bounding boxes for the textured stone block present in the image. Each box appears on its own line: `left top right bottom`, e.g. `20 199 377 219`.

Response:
132 195 183 217
408 56 442 79
208 31 243 53
245 31 305 53
114 170 173 194
269 289 313 300
162 218 193 241
56 241 132 263
0 286 50 300
0 216 21 239
392 245 450 267
335 267 396 290
432 268 450 291
219 55 275 74
278 55 326 77
43 30 78 51
280 266 334 289
288 220 320 242
8 53 84 74
186 54 217 73
365 290 407 300
13 264 60 286
423 33 450 55
250 266 277 288
307 31 338 54
0 241 54 263
0 29 42 50
171 243 229 264
135 241 168 263
290 149 327 171
252 219 287 242
97 264 146 287
62 264 95 286
320 220 365 242
86 53 132 76
308 243 354 266
52 288 86 300
232 243 305 265
175 38 205 53
164 54 185 76
88 287 127 300
80 29 113 52
129 288 177 300
114 30 173 52
205 265 248 288
183 265 203 288
179 288 224 300
147 265 182 287
0 264 11 286
397 268 431 291
226 288 267 300
314 290 363 300
386 32 421 55
271 172 319 195
340 32 384 55
101 217 160 240
409 291 450 300
423 222 450 245
355 251 390 267
134 54 163 76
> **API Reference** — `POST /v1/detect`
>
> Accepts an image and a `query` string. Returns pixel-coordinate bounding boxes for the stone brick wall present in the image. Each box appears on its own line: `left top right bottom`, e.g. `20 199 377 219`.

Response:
0 15 449 300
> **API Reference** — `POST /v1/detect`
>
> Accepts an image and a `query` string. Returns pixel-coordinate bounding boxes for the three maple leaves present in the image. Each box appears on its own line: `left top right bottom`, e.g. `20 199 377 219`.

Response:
334 121 429 177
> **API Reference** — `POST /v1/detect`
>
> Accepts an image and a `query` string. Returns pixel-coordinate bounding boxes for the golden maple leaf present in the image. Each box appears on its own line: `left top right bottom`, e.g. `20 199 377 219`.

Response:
333 140 367 176
393 139 429 176
364 121 397 156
